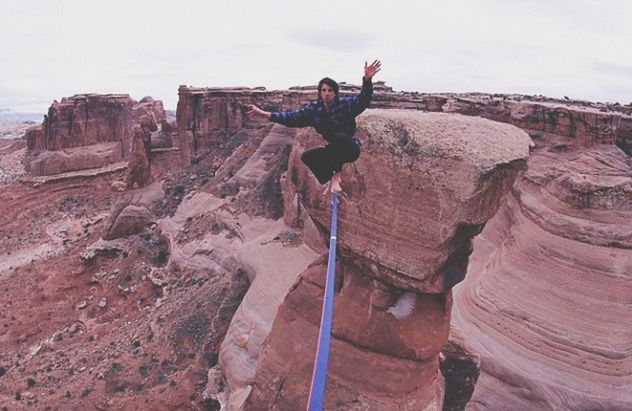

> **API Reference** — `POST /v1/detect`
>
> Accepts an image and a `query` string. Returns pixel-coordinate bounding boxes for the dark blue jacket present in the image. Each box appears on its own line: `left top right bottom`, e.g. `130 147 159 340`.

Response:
270 77 373 142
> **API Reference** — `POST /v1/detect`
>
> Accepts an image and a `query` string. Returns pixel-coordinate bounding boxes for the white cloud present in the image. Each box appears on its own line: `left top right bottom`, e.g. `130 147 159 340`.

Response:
1 0 631 112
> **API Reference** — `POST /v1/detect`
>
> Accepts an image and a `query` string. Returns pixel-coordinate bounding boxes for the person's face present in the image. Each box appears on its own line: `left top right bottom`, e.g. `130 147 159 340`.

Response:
320 84 336 106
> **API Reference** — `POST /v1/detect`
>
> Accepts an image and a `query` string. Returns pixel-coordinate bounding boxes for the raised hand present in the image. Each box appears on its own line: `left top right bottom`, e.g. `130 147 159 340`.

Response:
364 59 382 79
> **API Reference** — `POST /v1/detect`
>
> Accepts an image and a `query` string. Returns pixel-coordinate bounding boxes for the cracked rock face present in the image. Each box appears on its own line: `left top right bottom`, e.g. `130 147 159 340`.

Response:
247 110 531 410
246 261 448 410
24 94 164 176
285 110 533 293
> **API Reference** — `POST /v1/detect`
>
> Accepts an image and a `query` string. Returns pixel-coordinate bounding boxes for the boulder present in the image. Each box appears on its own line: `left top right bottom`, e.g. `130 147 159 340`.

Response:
247 110 531 410
103 204 153 240
284 110 532 292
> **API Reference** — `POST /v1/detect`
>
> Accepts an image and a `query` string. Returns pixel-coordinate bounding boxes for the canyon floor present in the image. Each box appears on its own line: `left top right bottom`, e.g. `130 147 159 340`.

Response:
1 92 630 411
0 120 303 410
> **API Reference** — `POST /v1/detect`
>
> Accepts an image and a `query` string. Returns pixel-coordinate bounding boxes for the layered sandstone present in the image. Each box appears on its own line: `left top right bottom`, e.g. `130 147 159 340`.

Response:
1 116 303 410
175 82 395 164
24 94 164 176
25 142 124 176
6 81 630 410
441 97 632 149
175 85 631 165
452 139 632 410
175 86 313 165
244 110 532 410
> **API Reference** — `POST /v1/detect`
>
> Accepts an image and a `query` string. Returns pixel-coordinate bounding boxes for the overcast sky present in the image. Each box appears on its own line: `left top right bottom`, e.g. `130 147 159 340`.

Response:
1 0 631 112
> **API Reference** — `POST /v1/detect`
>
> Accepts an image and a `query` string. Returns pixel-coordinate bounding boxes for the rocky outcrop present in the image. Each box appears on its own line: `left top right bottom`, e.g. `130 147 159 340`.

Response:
102 184 163 241
175 83 395 164
125 125 152 189
136 96 165 126
7 81 628 410
245 110 532 410
25 142 123 176
441 98 631 147
175 86 311 164
288 111 532 292
175 85 631 168
24 125 44 150
24 94 164 176
451 139 632 410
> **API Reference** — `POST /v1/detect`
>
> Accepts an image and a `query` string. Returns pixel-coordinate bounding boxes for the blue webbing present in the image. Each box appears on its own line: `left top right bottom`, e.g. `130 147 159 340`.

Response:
307 191 339 411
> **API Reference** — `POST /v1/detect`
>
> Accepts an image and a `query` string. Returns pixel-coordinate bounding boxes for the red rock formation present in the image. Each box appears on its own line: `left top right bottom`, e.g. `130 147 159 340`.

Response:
24 142 123 176
24 94 165 176
103 197 154 241
247 261 448 410
125 126 152 190
245 110 532 410
0 166 249 411
6 82 629 410
175 84 394 164
442 98 629 147
43 94 134 152
136 96 166 126
24 126 44 150
175 85 631 164
452 139 632 410
175 86 313 164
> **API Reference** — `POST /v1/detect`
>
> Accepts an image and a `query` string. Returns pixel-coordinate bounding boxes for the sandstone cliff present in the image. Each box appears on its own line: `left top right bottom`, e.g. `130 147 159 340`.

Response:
451 131 632 410
3 82 630 410
176 85 629 410
175 85 631 160
238 110 531 410
24 94 164 176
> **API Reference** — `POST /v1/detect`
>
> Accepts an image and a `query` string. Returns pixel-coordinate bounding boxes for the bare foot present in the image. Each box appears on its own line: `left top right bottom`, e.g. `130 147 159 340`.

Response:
322 173 343 195
329 173 342 193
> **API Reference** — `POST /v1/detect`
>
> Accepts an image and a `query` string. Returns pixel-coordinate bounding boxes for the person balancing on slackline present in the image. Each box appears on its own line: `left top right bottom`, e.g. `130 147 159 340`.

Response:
246 59 382 194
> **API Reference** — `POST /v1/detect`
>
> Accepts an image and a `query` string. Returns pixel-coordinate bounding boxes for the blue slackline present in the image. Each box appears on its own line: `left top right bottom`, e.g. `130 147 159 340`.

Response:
307 191 339 411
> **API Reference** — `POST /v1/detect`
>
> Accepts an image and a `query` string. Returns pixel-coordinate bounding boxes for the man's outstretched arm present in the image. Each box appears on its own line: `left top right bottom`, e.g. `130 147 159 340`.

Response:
349 59 382 116
246 104 313 128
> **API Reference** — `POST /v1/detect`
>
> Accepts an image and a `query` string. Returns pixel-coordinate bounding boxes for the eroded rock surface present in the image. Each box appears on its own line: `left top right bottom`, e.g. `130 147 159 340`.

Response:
452 138 632 410
0 111 310 409
286 110 532 293
24 94 164 176
246 110 531 410
125 125 153 190
4 83 630 410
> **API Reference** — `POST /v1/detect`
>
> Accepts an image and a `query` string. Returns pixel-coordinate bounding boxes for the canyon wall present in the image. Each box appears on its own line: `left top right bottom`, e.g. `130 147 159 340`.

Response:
174 84 630 410
241 110 532 410
9 82 629 409
450 125 632 410
176 85 631 158
24 94 164 176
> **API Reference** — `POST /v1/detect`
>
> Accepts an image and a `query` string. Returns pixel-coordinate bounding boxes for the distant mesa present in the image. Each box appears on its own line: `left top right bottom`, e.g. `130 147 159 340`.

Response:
23 94 166 176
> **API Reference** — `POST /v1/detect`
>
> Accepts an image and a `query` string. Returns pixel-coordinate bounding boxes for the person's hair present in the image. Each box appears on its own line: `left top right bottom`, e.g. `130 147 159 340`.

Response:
318 77 339 98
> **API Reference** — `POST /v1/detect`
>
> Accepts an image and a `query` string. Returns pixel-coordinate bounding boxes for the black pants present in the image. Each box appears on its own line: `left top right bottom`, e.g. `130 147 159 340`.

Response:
301 137 361 184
